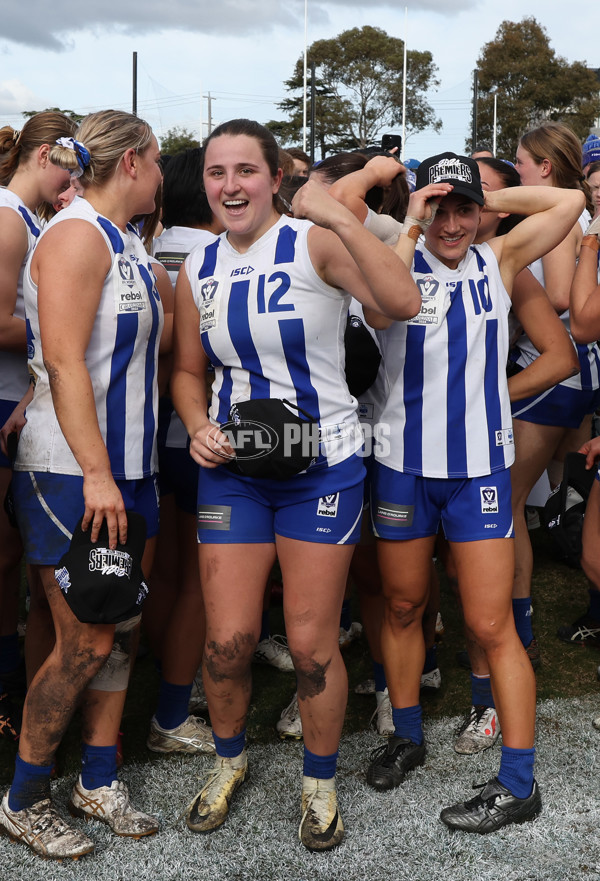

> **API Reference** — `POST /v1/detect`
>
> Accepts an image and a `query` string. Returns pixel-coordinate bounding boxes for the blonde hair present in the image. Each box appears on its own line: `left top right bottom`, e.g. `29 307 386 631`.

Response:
0 111 76 185
49 109 153 187
520 122 593 214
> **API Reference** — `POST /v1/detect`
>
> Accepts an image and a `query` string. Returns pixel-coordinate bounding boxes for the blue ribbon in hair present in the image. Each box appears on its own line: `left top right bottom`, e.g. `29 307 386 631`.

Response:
56 137 91 173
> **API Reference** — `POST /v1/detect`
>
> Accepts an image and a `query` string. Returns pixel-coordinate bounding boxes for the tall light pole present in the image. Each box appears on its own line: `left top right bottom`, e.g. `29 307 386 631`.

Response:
302 0 308 151
401 7 407 162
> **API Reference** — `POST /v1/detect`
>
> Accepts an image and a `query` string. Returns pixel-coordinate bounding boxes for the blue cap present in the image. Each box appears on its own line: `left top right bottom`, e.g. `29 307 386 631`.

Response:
583 134 600 168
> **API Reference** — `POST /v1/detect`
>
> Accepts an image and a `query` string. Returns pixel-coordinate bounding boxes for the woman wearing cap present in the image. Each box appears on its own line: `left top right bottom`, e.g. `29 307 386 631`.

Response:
0 110 165 859
364 151 584 833
172 118 420 851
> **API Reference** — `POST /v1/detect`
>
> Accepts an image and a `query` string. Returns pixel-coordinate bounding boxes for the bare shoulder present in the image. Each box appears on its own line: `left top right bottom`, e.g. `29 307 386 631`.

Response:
34 218 111 277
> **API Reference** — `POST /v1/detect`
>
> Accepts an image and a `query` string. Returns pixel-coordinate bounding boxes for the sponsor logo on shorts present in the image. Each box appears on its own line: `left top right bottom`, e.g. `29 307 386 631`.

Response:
316 527 332 533
480 487 499 514
358 402 374 421
317 493 339 517
197 505 232 531
495 428 514 446
375 501 414 527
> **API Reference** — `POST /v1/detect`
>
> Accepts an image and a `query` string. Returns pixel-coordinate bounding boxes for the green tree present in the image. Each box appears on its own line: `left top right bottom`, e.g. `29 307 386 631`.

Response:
471 17 600 157
268 25 440 158
23 107 84 123
160 126 200 155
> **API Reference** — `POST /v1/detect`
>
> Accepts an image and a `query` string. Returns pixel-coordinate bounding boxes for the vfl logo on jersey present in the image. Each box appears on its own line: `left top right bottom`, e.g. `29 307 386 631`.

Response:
200 278 218 302
118 257 136 287
480 486 499 514
317 494 339 518
230 266 254 277
495 428 514 447
409 274 444 327
114 255 147 313
199 277 220 331
417 276 439 300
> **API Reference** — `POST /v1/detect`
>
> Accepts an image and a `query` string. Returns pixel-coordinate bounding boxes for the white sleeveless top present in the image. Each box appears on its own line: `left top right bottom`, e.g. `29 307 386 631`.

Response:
16 198 164 479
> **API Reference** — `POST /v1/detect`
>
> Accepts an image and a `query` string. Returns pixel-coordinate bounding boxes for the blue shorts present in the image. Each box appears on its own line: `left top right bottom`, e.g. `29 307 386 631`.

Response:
512 384 600 429
158 445 198 514
0 399 19 469
371 463 514 542
197 454 365 545
12 471 160 565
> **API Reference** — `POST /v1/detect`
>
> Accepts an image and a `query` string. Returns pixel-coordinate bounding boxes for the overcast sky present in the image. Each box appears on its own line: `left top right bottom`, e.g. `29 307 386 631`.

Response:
1 0 597 160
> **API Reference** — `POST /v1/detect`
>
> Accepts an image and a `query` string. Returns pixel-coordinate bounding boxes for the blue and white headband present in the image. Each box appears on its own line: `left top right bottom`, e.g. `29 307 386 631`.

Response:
55 137 91 177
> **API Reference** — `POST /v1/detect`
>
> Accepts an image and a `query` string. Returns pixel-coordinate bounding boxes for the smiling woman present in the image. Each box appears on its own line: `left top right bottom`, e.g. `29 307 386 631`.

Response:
171 117 420 851
362 150 585 834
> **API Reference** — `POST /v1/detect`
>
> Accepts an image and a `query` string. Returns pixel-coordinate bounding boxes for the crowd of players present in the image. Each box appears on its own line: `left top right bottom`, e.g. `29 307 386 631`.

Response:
0 108 599 859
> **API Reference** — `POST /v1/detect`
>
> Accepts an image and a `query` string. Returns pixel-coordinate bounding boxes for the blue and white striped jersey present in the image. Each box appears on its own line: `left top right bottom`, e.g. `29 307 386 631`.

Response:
376 242 514 479
153 225 218 448
0 187 41 402
16 197 164 479
185 214 362 467
515 209 600 392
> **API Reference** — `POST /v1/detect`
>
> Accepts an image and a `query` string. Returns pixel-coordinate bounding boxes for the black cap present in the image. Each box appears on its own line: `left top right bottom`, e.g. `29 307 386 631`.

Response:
416 152 484 205
54 511 148 624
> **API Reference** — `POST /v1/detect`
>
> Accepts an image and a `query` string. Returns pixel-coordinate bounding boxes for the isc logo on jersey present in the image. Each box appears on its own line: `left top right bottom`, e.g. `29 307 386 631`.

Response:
317 494 339 518
230 266 254 277
480 486 499 514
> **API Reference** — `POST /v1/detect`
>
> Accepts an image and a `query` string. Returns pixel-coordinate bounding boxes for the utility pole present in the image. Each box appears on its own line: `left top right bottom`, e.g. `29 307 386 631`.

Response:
203 92 215 136
471 69 478 151
132 52 138 116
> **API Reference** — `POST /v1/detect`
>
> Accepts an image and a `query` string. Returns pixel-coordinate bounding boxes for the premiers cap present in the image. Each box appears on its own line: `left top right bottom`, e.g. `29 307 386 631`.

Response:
416 152 484 205
54 511 148 624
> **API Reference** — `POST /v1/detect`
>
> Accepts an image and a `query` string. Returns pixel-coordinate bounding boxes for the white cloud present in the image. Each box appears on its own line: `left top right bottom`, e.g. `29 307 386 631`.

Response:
2 0 469 51
0 79 46 118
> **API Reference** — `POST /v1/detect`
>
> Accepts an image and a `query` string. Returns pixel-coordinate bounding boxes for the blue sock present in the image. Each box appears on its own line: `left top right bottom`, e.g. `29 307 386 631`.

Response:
81 743 118 790
512 598 534 648
423 644 437 674
471 673 494 707
303 746 338 779
213 729 245 758
259 611 270 642
391 704 423 745
8 754 52 812
155 680 193 730
497 745 535 799
0 633 20 676
340 599 352 631
373 661 387 693
588 588 600 621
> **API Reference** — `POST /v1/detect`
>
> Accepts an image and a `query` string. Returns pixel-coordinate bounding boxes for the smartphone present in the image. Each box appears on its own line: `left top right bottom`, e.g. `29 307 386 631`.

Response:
381 134 402 154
